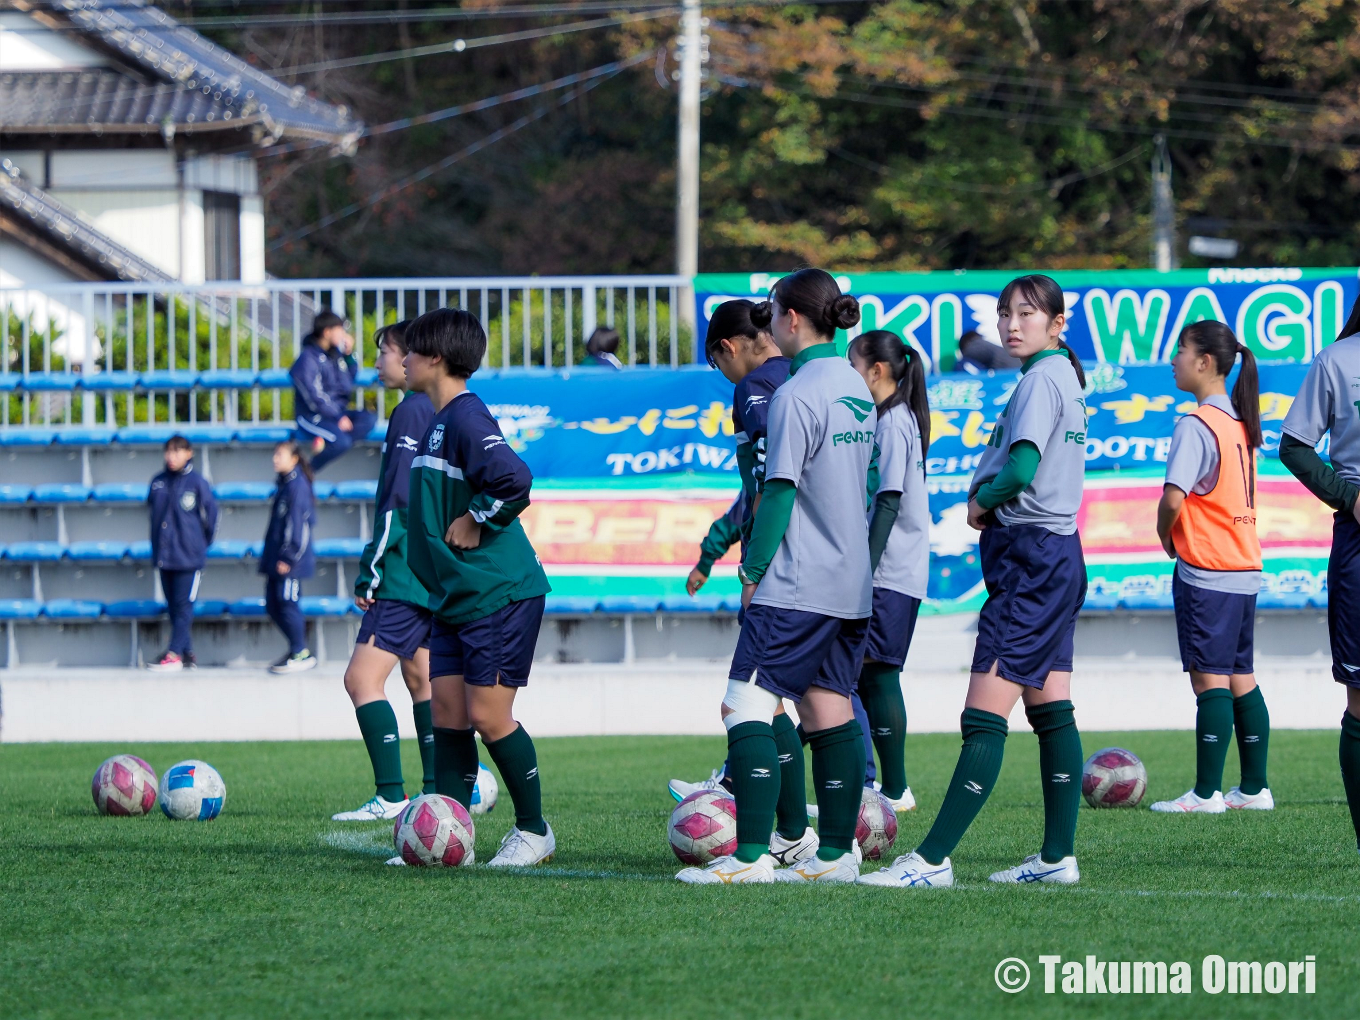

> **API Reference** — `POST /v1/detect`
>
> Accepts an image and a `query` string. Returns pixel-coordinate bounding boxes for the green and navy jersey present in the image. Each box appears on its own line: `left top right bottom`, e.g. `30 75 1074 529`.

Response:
969 350 1088 535
753 344 876 619
407 390 550 625
355 390 435 605
1282 334 1360 484
871 404 930 599
732 355 791 549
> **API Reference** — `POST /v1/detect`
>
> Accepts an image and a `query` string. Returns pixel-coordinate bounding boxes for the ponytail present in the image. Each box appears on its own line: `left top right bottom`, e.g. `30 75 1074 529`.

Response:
848 330 932 456
1231 343 1263 449
1177 321 1263 449
1339 293 1360 343
1057 340 1086 390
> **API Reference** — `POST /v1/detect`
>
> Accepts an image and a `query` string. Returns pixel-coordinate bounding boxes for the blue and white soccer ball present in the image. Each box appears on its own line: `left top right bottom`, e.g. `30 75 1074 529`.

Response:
469 764 498 816
158 760 226 821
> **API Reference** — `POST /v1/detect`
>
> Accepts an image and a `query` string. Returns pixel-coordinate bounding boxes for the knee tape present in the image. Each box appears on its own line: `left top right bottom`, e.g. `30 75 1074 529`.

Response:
722 676 780 730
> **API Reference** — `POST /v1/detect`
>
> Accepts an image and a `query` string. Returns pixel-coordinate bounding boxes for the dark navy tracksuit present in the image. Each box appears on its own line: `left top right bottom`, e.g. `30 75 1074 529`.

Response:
290 337 376 472
261 468 317 655
148 461 218 657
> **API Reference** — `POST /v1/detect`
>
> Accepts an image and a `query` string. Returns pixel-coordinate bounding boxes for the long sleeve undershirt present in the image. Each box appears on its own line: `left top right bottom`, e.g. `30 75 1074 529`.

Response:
740 478 796 585
974 440 1041 511
867 491 901 574
1279 434 1359 513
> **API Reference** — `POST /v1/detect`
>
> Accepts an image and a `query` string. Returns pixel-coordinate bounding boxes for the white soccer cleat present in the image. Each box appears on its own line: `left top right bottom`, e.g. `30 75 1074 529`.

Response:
988 853 1080 885
879 786 917 812
269 650 317 674
768 826 819 867
1149 789 1226 813
668 766 730 803
385 856 406 866
1224 786 1275 810
773 851 860 884
856 851 953 888
676 853 776 884
485 822 556 867
331 794 409 822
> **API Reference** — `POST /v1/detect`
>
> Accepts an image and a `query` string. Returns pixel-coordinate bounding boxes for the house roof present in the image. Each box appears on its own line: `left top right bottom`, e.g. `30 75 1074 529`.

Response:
2 0 361 150
1 158 170 281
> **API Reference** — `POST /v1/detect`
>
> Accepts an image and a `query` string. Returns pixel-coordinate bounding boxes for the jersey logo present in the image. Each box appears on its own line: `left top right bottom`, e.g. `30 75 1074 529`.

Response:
744 394 768 412
428 424 444 451
482 434 507 451
396 434 418 452
834 395 875 422
179 491 197 511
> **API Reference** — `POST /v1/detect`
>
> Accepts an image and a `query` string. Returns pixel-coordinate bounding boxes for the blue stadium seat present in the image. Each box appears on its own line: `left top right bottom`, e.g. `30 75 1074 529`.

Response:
198 369 260 389
208 540 255 559
300 596 351 616
4 541 65 562
314 537 365 558
334 479 377 500
660 593 730 613
233 425 293 443
1082 589 1121 612
127 540 152 560
0 484 33 504
367 420 388 441
1311 591 1329 609
1119 591 1175 611
54 428 116 446
138 370 200 390
81 372 140 391
118 424 236 445
68 541 131 561
193 599 230 617
228 598 269 617
311 479 336 500
0 374 20 392
31 483 91 503
22 373 78 392
92 482 150 502
356 368 379 387
0 429 57 446
256 367 292 388
43 599 103 619
1257 590 1312 610
599 595 664 614
0 599 42 619
544 596 600 614
214 481 274 501
104 600 165 618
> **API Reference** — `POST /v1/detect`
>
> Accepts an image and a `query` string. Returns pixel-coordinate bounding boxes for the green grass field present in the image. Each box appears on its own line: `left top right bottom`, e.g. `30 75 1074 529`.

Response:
3 731 1358 1018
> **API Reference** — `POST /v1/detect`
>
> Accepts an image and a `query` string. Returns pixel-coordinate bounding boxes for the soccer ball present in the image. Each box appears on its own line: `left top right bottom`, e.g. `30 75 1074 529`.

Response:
158 760 226 821
668 790 738 865
856 787 899 860
1082 747 1148 808
470 764 498 816
92 755 158 816
393 794 476 867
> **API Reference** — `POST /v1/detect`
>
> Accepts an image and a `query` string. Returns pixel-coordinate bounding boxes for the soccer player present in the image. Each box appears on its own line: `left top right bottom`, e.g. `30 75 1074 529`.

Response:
676 269 875 885
146 434 218 671
262 440 318 674
1279 302 1360 855
848 329 932 814
1150 322 1272 814
332 321 440 822
860 274 1087 889
404 308 556 868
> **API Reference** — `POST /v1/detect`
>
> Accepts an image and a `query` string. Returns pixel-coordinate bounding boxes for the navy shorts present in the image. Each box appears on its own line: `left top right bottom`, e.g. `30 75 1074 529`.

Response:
729 603 869 701
356 598 432 661
1172 568 1256 675
429 595 545 687
971 524 1086 689
863 588 922 668
1330 512 1360 689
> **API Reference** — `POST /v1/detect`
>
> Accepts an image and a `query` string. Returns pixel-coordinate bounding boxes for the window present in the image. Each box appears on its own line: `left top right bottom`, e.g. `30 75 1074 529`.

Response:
203 190 241 280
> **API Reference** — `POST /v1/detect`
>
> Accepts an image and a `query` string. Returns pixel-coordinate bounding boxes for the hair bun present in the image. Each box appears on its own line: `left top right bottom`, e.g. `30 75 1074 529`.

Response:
828 293 861 330
749 300 774 329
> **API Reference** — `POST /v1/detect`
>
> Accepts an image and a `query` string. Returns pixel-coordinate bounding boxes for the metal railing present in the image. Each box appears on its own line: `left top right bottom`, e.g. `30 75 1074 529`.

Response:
0 276 694 429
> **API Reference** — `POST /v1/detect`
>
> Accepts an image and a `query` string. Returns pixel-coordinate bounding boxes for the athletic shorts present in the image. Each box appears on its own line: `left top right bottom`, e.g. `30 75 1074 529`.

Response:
1330 512 1360 689
356 598 432 661
971 523 1086 689
729 603 869 702
429 595 545 687
863 588 922 668
1172 568 1256 676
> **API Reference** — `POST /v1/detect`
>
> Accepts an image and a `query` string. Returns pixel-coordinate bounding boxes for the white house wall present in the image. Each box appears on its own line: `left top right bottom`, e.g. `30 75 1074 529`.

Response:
0 238 95 364
240 194 265 285
0 12 108 70
50 150 178 189
44 188 182 278
183 154 259 196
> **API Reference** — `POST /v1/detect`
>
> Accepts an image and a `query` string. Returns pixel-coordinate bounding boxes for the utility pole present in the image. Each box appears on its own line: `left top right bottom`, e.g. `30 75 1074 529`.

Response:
1151 134 1175 272
675 0 703 330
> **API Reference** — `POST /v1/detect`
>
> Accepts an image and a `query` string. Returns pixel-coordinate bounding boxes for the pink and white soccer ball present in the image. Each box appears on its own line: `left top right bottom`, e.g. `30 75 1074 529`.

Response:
394 794 476 867
668 790 738 865
1082 747 1148 808
91 755 158 816
855 787 899 860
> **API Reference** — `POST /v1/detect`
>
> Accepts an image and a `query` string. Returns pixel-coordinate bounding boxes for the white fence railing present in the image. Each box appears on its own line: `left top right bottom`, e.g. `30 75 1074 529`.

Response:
0 276 694 429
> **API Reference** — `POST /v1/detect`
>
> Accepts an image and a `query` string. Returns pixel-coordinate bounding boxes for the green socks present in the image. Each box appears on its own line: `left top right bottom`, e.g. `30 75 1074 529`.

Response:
1233 687 1270 796
1194 688 1234 799
1341 711 1360 851
483 724 547 836
433 726 479 808
772 713 809 840
412 699 436 794
355 700 405 803
727 721 780 862
917 708 1009 865
859 663 908 799
1026 700 1083 863
809 720 867 859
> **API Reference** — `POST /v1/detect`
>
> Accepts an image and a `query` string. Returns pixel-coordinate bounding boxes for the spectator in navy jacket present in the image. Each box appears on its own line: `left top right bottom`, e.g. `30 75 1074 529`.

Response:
262 440 318 674
585 327 623 369
146 435 218 672
291 311 377 472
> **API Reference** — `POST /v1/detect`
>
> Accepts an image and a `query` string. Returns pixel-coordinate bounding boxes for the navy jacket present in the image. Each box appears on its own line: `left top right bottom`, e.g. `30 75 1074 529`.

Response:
290 337 358 421
261 468 316 579
148 461 218 571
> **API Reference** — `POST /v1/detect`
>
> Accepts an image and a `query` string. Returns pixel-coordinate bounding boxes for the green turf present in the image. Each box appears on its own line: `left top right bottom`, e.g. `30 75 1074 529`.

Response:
3 731 1358 1018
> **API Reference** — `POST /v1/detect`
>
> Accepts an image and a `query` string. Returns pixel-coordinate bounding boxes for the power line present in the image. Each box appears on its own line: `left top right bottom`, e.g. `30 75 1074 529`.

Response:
829 143 1147 194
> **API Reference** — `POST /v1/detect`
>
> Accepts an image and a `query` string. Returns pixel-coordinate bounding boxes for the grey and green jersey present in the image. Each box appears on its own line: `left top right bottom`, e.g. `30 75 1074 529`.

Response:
871 404 930 599
969 349 1088 535
1165 393 1261 595
753 344 877 619
1282 334 1360 484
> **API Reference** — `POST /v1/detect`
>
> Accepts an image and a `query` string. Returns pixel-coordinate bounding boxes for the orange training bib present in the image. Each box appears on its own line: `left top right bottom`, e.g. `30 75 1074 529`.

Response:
1170 403 1263 572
